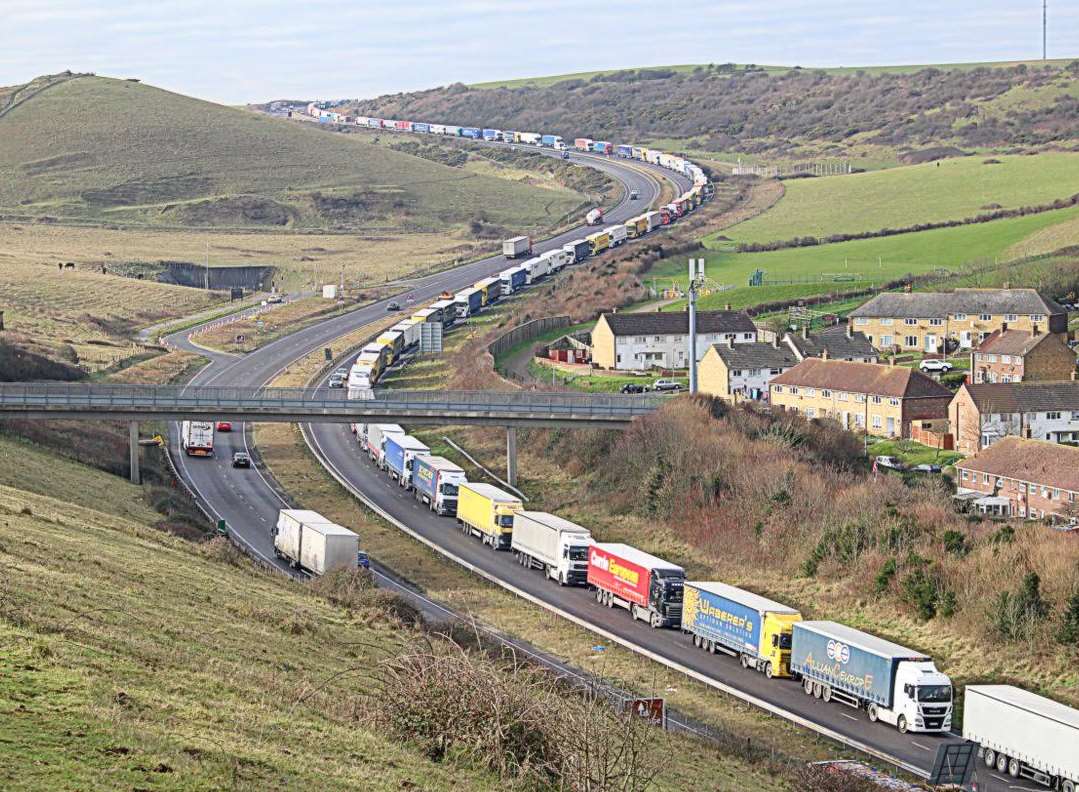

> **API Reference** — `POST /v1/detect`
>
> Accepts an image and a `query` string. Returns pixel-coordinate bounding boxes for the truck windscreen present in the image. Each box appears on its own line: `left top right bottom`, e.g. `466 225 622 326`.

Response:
778 634 792 650
917 685 952 702
568 547 588 561
441 483 459 496
498 515 514 528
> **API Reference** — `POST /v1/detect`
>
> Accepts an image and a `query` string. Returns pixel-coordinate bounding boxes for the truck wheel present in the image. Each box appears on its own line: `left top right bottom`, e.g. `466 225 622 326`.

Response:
995 753 1009 774
804 678 815 695
982 748 995 768
867 703 879 722
822 686 832 703
596 588 604 604
1062 781 1074 792
765 662 774 679
897 715 908 734
708 640 716 654
650 612 661 628
558 573 566 586
606 592 615 608
740 655 750 669
1007 757 1020 778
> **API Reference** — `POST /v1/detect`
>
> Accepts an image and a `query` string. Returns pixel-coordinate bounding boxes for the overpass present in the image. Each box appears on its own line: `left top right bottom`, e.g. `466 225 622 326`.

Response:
0 382 663 483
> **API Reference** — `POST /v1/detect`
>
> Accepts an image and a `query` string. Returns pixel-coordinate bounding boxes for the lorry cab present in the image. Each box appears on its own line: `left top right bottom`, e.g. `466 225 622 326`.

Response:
648 569 685 628
881 662 953 733
762 613 800 677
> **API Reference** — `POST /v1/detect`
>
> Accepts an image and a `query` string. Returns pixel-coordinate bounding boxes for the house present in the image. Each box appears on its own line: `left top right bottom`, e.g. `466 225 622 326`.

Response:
947 380 1079 455
769 358 953 438
698 338 799 402
848 289 1067 352
783 323 879 363
955 436 1079 520
591 310 756 371
969 327 1076 383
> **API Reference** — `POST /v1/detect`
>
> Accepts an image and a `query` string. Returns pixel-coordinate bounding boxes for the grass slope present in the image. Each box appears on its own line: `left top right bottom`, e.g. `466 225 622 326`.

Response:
0 75 581 232
719 153 1079 245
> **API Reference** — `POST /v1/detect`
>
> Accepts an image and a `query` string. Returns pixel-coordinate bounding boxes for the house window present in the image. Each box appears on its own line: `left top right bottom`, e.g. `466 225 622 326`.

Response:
987 354 998 363
805 388 816 397
980 314 992 321
954 313 967 320
854 414 865 427
837 391 848 401
1000 355 1010 364
654 336 661 342
743 333 753 340
904 335 918 347
889 398 899 406
1047 412 1062 420
854 317 869 326
871 395 882 404
929 318 943 326
1072 412 1079 421
790 386 799 394
1070 493 1077 503
732 369 743 377
1005 314 1017 322
880 318 893 326
773 385 783 394
806 407 816 418
636 336 646 343
1031 314 1045 322
881 335 894 347
855 394 866 403
961 469 968 480
1042 486 1050 498
1053 489 1061 500
905 318 918 326
822 390 832 398
769 368 781 376
616 354 621 364
996 477 1004 487
872 415 882 428
983 473 990 484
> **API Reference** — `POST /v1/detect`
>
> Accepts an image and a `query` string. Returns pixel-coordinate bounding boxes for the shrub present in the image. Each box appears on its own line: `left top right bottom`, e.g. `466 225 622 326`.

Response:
994 572 1051 640
1058 593 1079 645
942 529 971 557
874 558 897 594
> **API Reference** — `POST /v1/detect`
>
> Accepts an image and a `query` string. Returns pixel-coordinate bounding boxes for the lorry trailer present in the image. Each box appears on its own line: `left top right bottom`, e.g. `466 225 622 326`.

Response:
586 208 604 225
499 266 527 296
363 423 405 468
588 543 685 628
411 455 468 516
502 236 532 259
790 621 952 734
347 364 374 399
474 276 501 305
963 685 1079 790
376 330 405 364
383 434 431 488
510 511 593 586
540 134 563 147
453 287 483 318
616 144 633 158
519 132 542 145
181 420 215 457
585 230 610 255
682 581 801 678
457 482 522 550
605 224 628 247
574 138 593 151
562 239 591 263
273 509 358 576
391 319 421 349
522 255 549 284
428 299 457 328
539 247 573 273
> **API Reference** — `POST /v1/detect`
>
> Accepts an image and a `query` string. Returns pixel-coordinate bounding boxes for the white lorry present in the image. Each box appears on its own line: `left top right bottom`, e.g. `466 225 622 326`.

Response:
964 685 1079 790
273 509 358 576
362 423 405 468
181 420 215 457
605 224 628 247
510 511 593 586
540 247 573 273
502 236 532 259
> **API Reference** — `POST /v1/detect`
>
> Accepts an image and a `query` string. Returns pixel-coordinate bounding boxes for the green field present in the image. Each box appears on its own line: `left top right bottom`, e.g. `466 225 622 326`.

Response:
715 153 1079 245
0 75 583 232
654 204 1079 311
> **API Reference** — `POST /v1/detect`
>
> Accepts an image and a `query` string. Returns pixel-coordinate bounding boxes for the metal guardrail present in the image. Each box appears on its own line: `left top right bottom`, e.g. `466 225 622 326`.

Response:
0 383 663 424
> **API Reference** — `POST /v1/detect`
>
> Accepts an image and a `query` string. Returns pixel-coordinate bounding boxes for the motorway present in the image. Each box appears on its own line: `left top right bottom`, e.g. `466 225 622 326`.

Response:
165 150 1020 791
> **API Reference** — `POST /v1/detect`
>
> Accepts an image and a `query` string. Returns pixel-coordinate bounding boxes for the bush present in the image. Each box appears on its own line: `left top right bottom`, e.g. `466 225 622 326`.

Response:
942 529 971 557
994 572 1051 640
1058 593 1079 645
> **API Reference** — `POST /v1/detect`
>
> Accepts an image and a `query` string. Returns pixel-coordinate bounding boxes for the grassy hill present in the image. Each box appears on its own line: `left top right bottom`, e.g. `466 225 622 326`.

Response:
0 75 584 233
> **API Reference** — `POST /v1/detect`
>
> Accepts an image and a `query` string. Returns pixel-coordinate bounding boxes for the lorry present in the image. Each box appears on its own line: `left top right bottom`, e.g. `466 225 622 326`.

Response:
963 684 1079 790
429 299 457 328
411 455 467 516
453 287 483 318
682 582 801 678
522 255 549 284
586 208 604 225
361 342 390 370
562 239 591 263
790 621 953 734
181 420 215 457
585 230 610 255
644 211 663 232
605 224 628 247
363 423 405 468
591 141 613 155
615 144 633 158
460 127 482 139
390 319 420 349
411 306 441 326
347 364 374 400
412 122 430 134
482 128 501 141
539 247 572 273
354 350 384 384
383 434 430 488
499 266 527 296
519 132 542 146
510 511 593 586
587 543 685 628
625 215 648 238
574 138 593 152
503 236 532 259
456 482 521 550
474 276 501 306
273 509 358 575
376 330 405 364
540 134 563 147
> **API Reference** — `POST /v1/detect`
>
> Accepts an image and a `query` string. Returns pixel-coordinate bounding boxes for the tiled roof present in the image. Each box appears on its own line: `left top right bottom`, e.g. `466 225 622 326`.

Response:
600 310 756 337
975 329 1062 357
956 436 1079 492
849 289 1064 319
785 325 879 361
963 380 1079 413
710 341 799 370
770 358 953 399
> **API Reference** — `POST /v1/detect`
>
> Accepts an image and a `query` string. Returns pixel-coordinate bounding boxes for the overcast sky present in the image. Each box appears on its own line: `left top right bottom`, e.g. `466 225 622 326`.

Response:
3 1 1076 104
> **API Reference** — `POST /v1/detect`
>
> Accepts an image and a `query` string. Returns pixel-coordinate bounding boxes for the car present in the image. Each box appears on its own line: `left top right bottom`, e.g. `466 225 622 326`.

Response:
327 374 346 388
356 551 371 570
911 463 942 474
620 383 651 394
652 378 682 392
561 150 570 160
629 189 640 200
386 301 401 311
216 421 232 432
266 295 284 304
874 455 905 472
919 359 953 373
231 451 251 468
334 367 349 378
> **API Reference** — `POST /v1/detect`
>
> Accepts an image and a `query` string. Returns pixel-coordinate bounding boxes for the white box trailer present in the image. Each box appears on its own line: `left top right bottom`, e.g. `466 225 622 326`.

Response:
644 211 663 232
502 236 532 259
522 255 549 284
391 319 421 349
540 247 573 272
605 224 628 247
511 511 593 586
273 509 358 575
364 423 405 467
181 420 215 457
964 685 1079 789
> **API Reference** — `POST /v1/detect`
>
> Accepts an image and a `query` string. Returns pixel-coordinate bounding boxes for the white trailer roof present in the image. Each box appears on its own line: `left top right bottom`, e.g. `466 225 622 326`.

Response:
967 685 1079 730
417 455 465 474
506 235 529 243
462 482 521 503
279 509 356 537
377 330 403 340
516 511 591 535
412 308 436 318
687 581 799 616
430 299 453 310
474 277 499 288
455 287 479 298
372 423 404 433
594 543 682 573
796 621 929 661
392 435 430 451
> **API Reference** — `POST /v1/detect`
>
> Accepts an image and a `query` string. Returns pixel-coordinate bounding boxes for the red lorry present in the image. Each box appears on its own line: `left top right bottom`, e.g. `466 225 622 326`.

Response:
587 543 685 628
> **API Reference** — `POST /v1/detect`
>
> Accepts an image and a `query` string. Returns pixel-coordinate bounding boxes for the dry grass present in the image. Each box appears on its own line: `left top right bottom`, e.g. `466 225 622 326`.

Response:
1004 212 1079 259
104 349 206 385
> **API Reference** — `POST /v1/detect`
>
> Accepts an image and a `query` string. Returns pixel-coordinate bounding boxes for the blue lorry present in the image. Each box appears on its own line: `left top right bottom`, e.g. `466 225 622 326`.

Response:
411 455 468 515
499 266 527 296
460 127 482 139
383 434 431 489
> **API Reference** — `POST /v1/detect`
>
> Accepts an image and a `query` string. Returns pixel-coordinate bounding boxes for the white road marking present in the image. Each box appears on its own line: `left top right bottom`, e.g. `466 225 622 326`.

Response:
910 741 931 751
840 712 859 721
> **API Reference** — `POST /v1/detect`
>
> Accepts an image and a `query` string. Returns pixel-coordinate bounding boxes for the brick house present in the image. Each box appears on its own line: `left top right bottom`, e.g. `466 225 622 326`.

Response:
848 289 1067 353
955 436 1079 520
947 380 1079 455
969 327 1076 383
783 323 879 363
698 338 799 402
591 310 756 371
769 358 953 438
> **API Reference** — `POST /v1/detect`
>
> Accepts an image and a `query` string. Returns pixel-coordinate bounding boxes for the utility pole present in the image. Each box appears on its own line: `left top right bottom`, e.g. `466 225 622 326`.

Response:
1043 0 1048 60
687 258 705 394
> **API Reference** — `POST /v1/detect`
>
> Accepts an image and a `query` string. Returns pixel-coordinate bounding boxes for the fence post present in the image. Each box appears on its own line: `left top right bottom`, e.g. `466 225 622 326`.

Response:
128 421 141 485
506 426 518 487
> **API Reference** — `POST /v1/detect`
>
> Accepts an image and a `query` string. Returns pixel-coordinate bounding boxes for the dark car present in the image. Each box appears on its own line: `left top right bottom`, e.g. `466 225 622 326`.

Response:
629 189 640 200
231 451 251 468
216 421 232 432
356 551 370 570
386 301 401 311
620 383 650 394
911 463 942 474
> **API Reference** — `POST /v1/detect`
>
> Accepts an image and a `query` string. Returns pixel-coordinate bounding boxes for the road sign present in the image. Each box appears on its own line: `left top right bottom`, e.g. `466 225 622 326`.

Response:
324 347 333 361
623 697 665 727
927 740 975 786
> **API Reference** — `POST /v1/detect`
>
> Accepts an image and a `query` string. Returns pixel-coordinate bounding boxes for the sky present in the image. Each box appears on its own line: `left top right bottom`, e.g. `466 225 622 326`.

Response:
3 0 1077 104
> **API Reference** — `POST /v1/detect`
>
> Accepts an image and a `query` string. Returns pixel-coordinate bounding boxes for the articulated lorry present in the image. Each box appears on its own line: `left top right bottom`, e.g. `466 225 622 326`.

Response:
454 287 484 318
499 266 527 296
181 420 215 457
540 247 573 273
682 582 801 678
588 543 684 628
411 455 467 516
790 621 952 734
457 482 521 550
605 224 628 247
586 208 604 225
585 230 610 256
503 236 532 259
363 423 405 467
522 256 548 285
562 239 591 263
273 509 358 576
384 434 430 488
963 685 1079 790
510 511 592 586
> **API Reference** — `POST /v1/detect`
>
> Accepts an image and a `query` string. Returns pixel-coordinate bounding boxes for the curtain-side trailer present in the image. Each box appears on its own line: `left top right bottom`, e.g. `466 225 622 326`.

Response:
456 482 521 550
383 434 430 488
364 423 405 468
411 455 467 516
587 543 684 628
511 511 593 586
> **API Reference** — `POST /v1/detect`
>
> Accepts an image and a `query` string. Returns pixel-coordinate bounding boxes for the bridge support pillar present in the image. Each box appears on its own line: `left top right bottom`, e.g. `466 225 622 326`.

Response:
128 421 140 485
506 427 517 488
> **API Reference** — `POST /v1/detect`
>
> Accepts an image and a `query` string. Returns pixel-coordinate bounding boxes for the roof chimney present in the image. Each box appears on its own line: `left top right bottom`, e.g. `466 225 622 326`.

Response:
845 321 852 339
1001 321 1008 333
821 348 829 360
802 325 809 340
726 335 734 349
1032 324 1041 337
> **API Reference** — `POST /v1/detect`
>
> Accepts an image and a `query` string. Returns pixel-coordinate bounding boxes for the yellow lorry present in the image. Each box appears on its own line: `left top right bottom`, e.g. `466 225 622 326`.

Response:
624 215 648 238
586 230 611 256
456 482 522 550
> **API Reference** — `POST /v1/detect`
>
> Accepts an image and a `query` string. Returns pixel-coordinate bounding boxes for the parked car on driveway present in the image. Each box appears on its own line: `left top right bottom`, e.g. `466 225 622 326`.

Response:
231 451 251 468
919 359 952 373
911 463 942 474
874 455 906 472
620 383 651 394
652 379 682 392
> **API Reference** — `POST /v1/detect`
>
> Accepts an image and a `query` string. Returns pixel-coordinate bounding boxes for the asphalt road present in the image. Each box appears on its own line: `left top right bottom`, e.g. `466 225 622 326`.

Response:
165 150 1023 791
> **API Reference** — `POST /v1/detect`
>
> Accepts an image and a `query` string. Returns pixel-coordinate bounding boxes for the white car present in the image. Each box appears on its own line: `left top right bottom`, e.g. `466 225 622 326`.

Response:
919 359 952 373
